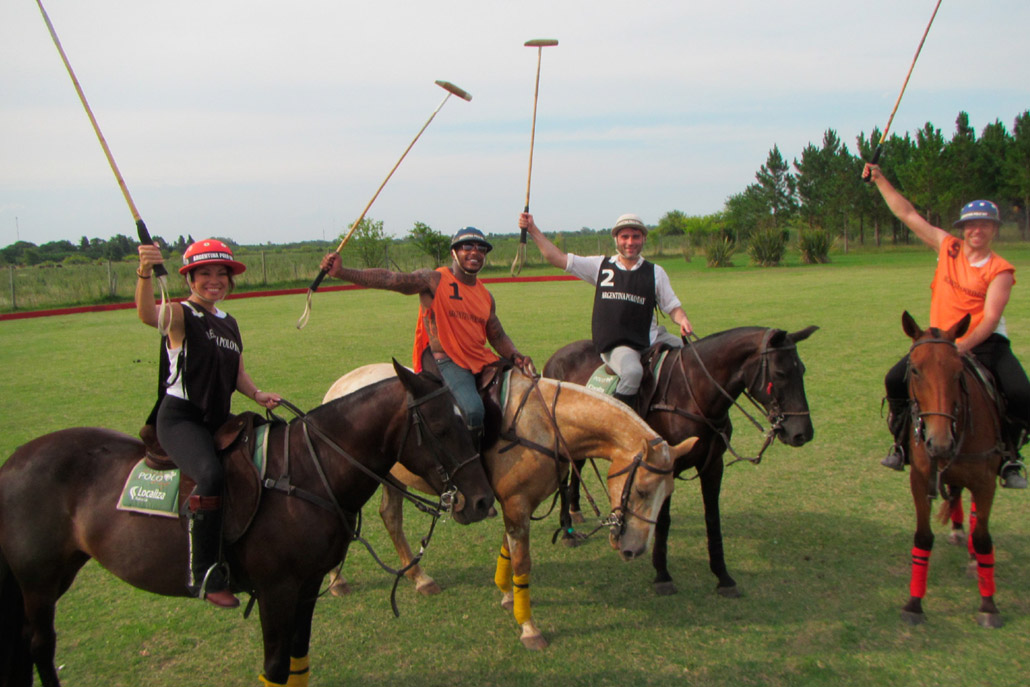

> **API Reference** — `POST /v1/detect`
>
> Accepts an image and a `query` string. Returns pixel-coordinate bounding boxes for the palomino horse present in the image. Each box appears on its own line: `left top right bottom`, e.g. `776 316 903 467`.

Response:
898 311 1004 628
0 362 494 687
544 326 817 597
323 364 697 650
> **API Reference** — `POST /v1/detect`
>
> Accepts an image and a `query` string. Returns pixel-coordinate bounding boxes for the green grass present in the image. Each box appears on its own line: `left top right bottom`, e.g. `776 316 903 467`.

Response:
3 245 1030 686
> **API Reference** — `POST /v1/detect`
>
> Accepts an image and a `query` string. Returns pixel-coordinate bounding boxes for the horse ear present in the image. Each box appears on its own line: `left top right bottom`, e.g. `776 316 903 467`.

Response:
669 436 699 459
788 325 819 344
393 358 425 394
952 313 971 340
901 311 922 340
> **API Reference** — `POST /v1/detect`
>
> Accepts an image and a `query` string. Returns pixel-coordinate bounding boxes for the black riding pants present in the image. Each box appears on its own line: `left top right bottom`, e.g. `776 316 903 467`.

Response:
885 333 1030 431
156 395 226 498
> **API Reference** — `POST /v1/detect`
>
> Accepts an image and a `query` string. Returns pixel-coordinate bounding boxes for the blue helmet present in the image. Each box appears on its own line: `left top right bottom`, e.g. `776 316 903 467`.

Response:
953 200 1000 228
450 226 493 253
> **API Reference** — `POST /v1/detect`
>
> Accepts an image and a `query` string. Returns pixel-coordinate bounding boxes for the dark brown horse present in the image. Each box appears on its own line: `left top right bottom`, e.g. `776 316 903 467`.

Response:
898 311 1004 628
0 362 494 687
544 326 817 597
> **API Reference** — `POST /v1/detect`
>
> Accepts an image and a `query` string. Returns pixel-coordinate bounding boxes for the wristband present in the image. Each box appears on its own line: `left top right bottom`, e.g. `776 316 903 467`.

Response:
136 268 152 279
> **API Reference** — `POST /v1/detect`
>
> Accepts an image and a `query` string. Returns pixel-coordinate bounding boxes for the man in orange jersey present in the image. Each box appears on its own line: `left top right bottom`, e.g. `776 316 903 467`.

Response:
865 162 1029 488
321 227 532 447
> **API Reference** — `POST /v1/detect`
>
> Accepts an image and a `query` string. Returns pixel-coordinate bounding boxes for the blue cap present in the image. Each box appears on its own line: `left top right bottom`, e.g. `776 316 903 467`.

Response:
450 226 493 252
954 200 1000 228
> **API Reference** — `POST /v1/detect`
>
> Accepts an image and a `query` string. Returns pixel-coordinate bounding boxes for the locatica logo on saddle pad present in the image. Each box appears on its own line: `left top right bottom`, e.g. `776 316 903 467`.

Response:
117 460 181 518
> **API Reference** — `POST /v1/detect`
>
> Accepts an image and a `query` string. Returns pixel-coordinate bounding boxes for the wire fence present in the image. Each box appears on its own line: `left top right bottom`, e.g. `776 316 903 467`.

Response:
1 233 692 312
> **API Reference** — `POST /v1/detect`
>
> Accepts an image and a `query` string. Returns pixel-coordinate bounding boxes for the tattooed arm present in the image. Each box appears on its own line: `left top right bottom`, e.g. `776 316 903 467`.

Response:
319 252 439 296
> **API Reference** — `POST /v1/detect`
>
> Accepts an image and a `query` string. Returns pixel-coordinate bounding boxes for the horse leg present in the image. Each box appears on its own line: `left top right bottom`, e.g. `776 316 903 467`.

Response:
651 495 676 596
902 474 934 625
946 489 966 546
283 580 319 687
698 455 738 597
567 459 585 523
21 589 61 687
500 512 546 650
257 583 302 686
968 490 1001 628
379 484 440 595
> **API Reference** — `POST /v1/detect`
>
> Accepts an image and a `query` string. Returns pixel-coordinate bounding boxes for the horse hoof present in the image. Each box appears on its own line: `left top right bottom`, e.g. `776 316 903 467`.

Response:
653 581 678 596
561 536 581 548
977 612 1003 629
901 610 926 625
501 598 514 611
716 584 741 599
520 634 548 650
416 580 442 596
966 561 978 579
947 530 966 546
569 510 585 524
329 581 352 597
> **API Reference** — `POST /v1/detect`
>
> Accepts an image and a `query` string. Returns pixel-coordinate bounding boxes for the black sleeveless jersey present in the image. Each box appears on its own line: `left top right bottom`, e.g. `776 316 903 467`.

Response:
591 259 656 354
147 302 242 428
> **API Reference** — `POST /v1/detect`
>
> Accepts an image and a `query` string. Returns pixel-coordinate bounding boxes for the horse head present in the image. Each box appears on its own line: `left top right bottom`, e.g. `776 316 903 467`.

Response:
742 326 818 447
606 434 696 561
391 360 495 524
903 311 971 460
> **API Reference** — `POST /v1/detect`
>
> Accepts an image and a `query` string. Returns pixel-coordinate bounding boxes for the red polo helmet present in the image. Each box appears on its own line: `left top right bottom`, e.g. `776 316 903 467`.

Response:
179 239 246 275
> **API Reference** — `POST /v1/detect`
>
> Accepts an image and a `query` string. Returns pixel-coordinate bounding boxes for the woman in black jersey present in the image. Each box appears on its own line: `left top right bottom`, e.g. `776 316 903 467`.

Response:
136 239 281 607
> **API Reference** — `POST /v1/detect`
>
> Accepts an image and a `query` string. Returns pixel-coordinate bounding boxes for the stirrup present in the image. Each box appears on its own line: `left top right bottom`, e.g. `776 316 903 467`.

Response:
1000 460 1028 490
881 446 905 472
198 563 239 608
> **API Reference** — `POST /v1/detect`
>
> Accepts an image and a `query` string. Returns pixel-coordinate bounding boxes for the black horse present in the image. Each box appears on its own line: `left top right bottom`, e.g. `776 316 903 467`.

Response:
0 362 494 686
544 326 817 596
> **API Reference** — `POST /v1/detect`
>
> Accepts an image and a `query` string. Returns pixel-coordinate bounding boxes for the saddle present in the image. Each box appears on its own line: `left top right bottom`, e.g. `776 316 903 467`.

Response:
585 341 674 416
137 412 272 543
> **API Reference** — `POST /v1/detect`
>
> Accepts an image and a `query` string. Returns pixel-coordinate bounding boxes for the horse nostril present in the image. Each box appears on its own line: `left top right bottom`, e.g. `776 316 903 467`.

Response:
475 496 494 515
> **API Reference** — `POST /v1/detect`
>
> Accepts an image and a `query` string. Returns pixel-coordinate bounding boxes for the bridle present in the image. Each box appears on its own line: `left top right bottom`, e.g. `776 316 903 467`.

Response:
497 371 672 541
264 380 481 616
906 337 966 453
653 330 809 471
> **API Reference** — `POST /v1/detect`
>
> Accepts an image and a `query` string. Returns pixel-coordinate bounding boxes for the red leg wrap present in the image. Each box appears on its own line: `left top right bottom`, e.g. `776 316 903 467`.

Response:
909 546 932 599
968 501 978 557
949 496 964 526
975 550 996 597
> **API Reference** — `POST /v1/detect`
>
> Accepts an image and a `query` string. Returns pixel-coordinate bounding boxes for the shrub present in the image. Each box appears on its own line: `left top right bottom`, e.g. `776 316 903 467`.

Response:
747 228 786 267
705 236 735 267
798 228 832 264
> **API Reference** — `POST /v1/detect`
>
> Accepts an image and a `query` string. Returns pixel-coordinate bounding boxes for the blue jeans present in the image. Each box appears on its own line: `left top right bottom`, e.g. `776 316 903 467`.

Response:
436 357 485 431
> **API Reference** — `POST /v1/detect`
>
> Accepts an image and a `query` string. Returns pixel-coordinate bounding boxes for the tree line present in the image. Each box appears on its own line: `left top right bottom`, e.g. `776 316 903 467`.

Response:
5 109 1029 268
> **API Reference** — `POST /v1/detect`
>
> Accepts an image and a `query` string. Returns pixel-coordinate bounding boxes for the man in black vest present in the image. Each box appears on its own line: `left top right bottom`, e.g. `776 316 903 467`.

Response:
520 212 692 407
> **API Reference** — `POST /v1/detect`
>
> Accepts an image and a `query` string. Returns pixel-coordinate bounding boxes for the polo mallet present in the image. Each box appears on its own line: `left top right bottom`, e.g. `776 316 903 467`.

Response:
865 0 943 176
35 0 172 330
296 79 472 329
511 38 559 277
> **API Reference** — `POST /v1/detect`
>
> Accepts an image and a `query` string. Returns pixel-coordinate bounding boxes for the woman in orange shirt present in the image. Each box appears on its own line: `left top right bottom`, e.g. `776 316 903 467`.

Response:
865 163 1029 488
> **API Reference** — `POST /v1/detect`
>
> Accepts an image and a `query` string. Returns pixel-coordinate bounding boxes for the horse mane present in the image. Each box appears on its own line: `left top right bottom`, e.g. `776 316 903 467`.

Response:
533 375 657 438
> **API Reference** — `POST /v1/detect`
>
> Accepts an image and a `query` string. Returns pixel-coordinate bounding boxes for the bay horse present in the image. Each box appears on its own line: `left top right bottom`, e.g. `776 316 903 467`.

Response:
544 326 817 597
323 364 698 650
0 362 495 687
898 311 1004 628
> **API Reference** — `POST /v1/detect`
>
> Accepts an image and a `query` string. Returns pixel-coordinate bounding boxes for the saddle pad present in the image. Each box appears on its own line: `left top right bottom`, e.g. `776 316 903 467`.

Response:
117 422 271 518
586 349 671 396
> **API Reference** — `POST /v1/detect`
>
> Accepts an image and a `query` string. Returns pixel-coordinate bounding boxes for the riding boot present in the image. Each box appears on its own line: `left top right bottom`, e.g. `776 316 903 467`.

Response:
882 397 909 471
613 391 638 415
1000 424 1028 489
187 494 240 608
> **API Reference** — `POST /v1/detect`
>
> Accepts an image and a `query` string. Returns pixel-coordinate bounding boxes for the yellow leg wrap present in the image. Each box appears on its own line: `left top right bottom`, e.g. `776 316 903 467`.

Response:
258 674 286 687
512 572 531 625
287 655 310 687
494 544 513 592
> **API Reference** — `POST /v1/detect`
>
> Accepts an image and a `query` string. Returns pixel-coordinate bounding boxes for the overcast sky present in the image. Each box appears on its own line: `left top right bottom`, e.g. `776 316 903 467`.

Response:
2 0 1028 248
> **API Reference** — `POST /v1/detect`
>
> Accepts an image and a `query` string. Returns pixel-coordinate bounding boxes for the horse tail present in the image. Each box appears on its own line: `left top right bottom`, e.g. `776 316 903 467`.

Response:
0 549 33 687
935 498 952 527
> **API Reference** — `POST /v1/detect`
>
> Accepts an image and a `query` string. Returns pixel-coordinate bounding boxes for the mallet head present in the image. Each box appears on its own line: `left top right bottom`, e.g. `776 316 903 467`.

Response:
434 80 473 102
525 38 559 47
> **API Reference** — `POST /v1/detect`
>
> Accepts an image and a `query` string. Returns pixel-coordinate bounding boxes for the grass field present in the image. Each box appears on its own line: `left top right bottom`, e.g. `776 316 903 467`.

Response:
2 245 1030 686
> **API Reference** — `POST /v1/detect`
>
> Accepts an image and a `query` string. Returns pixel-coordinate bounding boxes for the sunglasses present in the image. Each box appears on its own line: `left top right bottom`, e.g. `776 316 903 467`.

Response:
456 242 489 253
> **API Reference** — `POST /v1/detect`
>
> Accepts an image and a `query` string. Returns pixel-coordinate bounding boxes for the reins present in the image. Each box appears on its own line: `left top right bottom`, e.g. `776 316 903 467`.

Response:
650 331 805 472
266 390 470 616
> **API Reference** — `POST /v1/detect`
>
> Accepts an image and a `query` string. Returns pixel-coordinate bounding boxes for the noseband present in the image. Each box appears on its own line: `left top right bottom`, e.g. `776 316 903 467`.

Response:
603 437 674 538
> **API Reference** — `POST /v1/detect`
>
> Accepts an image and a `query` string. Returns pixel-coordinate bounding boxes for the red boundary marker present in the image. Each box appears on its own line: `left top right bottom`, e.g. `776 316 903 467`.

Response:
0 275 577 322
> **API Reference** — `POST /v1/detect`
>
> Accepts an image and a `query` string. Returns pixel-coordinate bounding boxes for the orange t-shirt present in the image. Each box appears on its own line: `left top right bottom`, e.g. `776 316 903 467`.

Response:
412 267 499 374
929 235 1015 342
